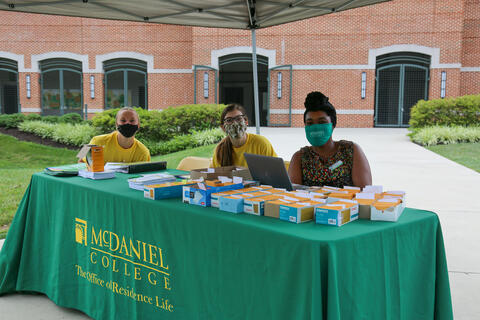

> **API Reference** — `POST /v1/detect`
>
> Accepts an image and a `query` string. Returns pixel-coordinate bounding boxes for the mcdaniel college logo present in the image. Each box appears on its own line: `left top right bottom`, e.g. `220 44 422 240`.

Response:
75 218 88 246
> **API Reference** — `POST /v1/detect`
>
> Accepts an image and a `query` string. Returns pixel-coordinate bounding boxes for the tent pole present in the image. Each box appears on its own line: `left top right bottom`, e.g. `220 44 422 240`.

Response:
251 28 260 134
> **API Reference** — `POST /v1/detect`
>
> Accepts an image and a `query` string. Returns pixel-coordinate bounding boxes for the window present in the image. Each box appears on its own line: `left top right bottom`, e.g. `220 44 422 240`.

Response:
40 59 82 115
104 59 147 109
440 71 446 98
26 75 31 99
361 72 366 99
277 72 282 99
203 72 209 98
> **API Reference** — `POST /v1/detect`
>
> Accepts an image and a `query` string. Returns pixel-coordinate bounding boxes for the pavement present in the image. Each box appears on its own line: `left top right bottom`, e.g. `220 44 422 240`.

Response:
1 127 479 320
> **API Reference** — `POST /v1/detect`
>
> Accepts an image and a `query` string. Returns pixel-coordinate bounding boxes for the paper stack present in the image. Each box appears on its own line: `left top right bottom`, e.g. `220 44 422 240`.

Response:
128 173 176 190
78 170 115 180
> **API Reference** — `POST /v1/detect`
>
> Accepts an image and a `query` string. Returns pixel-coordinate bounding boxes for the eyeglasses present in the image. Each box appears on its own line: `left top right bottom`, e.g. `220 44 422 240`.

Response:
223 115 245 124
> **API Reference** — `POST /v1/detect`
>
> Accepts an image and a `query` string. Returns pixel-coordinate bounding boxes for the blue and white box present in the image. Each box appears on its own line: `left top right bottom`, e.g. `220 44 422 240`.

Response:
183 183 243 207
315 200 359 226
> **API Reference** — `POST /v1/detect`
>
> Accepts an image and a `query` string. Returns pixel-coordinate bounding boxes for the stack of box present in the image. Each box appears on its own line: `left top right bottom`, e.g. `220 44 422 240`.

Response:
211 186 273 207
328 190 356 201
370 191 406 222
244 194 287 215
279 201 325 224
354 192 377 219
144 180 197 200
182 181 243 207
219 191 271 213
190 166 252 181
315 200 359 226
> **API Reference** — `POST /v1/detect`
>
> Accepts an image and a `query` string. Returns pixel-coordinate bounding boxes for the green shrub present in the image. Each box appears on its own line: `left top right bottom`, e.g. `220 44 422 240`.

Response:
410 126 480 146
91 104 226 142
409 94 480 129
18 121 98 146
143 127 225 155
0 113 26 128
59 113 84 124
17 121 56 138
190 128 225 146
25 114 42 121
42 115 60 123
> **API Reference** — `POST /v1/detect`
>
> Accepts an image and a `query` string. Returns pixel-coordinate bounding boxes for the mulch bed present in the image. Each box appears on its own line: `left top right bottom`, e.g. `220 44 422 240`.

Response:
0 127 78 150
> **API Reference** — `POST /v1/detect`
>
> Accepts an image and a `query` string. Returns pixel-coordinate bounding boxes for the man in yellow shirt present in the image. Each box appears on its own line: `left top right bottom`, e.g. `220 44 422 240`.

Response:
89 107 150 163
212 104 277 168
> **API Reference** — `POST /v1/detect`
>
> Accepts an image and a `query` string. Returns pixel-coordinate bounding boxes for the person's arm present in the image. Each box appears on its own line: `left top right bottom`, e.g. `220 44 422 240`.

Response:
288 150 303 185
351 143 372 188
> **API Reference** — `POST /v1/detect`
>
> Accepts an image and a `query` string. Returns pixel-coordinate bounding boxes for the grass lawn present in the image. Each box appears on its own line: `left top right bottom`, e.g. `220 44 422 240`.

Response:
426 142 480 173
0 133 215 239
0 134 78 239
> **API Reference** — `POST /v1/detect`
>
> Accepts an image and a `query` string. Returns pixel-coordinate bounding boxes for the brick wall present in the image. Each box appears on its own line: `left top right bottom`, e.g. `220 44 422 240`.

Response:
1 0 478 127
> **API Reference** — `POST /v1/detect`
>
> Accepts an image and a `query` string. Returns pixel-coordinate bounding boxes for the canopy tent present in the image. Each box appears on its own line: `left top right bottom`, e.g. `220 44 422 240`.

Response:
1 0 391 133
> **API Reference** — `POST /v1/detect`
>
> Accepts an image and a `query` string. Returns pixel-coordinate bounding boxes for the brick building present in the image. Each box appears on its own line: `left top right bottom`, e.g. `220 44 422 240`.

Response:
0 0 478 127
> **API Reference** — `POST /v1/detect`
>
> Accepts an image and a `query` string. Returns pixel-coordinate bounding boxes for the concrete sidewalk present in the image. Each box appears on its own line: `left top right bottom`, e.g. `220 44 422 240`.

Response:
1 128 479 319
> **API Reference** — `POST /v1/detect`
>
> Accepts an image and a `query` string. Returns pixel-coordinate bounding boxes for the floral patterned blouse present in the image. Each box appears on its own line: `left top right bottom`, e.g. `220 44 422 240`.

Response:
301 140 354 188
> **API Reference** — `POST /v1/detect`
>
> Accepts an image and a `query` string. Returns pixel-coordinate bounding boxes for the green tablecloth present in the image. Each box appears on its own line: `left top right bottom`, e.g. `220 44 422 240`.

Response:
0 171 453 320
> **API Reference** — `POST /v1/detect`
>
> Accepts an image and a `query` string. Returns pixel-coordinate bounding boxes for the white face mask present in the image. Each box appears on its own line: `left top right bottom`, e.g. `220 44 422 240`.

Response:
224 118 247 139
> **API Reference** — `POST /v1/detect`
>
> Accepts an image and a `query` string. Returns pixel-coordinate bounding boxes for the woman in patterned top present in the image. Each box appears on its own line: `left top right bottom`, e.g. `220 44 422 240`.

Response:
288 91 372 188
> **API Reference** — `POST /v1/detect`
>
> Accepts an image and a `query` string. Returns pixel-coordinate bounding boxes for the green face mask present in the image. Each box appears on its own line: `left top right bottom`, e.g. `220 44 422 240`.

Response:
305 123 333 147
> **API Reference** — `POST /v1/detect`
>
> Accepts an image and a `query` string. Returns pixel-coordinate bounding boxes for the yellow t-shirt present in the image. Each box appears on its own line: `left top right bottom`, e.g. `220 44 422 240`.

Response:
89 131 151 163
212 133 277 168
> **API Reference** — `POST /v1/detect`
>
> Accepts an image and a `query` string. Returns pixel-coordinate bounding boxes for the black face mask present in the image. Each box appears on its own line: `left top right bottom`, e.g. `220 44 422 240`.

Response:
117 124 138 138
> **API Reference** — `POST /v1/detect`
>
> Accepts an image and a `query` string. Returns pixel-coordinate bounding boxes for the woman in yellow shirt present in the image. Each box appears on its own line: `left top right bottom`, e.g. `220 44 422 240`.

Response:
212 104 277 168
88 107 150 163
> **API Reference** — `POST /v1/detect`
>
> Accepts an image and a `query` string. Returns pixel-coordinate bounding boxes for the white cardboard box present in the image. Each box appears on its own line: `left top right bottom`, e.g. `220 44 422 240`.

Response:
370 201 405 222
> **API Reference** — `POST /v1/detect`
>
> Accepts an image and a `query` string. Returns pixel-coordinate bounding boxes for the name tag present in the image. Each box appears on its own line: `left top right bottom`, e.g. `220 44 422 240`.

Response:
328 160 343 171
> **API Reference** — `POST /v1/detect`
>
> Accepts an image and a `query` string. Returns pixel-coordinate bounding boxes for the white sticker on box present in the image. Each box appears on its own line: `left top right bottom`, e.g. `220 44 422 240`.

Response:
233 176 243 184
294 192 309 197
355 192 375 200
323 186 340 190
363 185 383 193
218 176 231 183
328 218 337 225
207 168 215 173
386 190 405 195
289 216 297 222
350 206 359 215
197 183 206 190
344 186 361 190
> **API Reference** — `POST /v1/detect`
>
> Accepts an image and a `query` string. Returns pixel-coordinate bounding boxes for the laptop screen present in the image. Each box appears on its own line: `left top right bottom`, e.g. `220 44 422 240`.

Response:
243 153 293 191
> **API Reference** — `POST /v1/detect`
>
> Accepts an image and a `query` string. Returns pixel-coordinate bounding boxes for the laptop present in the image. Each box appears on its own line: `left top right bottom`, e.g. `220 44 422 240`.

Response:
243 153 294 191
